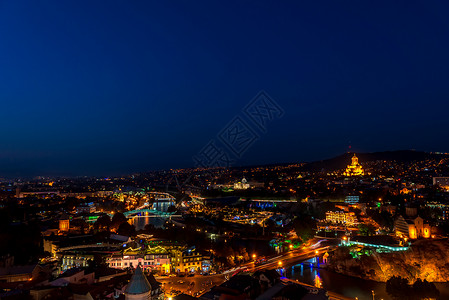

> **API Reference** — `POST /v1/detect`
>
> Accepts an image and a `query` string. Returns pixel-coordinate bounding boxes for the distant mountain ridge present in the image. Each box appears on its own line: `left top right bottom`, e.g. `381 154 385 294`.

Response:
302 150 447 172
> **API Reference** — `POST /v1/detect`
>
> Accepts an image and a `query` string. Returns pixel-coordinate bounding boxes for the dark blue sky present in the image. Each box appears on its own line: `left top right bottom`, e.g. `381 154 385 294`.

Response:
1 1 449 177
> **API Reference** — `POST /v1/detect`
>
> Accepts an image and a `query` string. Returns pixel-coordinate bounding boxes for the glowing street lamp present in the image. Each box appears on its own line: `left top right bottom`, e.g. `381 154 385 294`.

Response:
278 261 282 267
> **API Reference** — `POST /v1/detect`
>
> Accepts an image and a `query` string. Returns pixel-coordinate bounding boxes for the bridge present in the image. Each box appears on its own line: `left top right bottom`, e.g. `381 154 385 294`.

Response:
246 198 297 203
148 192 176 201
122 209 177 218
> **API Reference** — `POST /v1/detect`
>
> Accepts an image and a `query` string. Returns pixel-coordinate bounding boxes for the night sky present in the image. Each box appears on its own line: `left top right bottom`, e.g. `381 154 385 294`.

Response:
1 1 449 177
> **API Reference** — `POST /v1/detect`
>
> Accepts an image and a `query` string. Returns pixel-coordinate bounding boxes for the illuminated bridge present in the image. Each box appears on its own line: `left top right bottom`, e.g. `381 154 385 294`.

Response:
148 192 176 201
247 198 297 203
122 209 178 218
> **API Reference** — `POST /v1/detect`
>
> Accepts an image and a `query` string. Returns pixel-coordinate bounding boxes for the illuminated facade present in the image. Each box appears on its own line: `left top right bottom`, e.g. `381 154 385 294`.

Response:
234 177 250 190
343 154 364 176
107 247 171 273
395 215 431 239
59 215 70 232
171 248 211 273
61 253 94 271
325 211 358 226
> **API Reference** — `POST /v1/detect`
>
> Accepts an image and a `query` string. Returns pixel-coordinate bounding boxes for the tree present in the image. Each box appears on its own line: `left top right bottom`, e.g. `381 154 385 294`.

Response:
264 218 276 233
64 197 79 211
293 215 316 242
167 205 177 213
412 278 439 300
111 212 127 231
94 214 111 232
358 223 376 236
368 210 394 231
386 276 410 299
117 222 136 237
314 201 336 219
87 253 108 272
386 276 440 300
71 218 89 234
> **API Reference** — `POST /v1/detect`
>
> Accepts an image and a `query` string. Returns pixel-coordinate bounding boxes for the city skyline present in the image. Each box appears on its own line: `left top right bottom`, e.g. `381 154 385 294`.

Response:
1 3 449 297
1 1 449 177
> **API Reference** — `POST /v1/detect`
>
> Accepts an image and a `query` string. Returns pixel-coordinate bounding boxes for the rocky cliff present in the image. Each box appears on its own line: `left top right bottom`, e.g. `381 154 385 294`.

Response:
327 239 449 282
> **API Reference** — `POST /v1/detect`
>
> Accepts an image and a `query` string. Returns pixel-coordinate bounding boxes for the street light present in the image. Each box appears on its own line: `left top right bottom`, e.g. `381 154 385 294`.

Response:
278 261 282 266
252 254 256 259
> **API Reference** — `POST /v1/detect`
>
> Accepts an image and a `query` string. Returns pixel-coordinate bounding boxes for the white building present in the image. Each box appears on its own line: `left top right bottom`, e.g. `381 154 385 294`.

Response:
107 247 170 274
234 177 250 190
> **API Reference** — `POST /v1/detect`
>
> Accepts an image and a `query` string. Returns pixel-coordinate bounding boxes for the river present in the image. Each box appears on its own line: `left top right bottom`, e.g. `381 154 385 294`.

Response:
129 215 168 230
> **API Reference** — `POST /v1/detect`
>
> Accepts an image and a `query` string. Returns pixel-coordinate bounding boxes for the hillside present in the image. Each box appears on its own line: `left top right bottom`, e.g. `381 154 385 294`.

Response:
327 239 449 282
301 150 446 172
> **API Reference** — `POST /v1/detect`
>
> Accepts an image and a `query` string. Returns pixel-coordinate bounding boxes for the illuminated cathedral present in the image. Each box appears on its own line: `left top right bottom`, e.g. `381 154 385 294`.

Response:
343 154 364 176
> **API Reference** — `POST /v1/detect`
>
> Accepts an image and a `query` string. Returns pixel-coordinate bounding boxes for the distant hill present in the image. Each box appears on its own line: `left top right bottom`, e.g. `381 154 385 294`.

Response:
301 150 447 172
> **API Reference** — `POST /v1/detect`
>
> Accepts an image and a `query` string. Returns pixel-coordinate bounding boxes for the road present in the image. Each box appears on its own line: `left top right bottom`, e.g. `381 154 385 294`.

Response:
158 273 227 297
158 239 336 298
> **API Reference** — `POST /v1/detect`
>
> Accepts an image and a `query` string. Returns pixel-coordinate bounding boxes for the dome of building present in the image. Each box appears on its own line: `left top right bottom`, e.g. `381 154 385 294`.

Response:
125 265 151 298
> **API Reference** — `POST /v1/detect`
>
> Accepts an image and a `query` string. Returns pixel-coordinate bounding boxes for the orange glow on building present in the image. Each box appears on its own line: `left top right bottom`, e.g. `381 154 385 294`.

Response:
326 211 358 226
409 226 417 239
59 219 70 232
423 227 431 238
343 154 364 176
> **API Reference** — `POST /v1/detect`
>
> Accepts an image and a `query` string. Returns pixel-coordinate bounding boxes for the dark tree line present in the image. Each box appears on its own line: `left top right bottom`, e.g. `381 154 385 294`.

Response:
386 276 439 300
93 212 136 236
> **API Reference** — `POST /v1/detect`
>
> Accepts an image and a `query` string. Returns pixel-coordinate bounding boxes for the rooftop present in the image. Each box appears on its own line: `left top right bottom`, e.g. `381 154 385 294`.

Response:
124 265 151 295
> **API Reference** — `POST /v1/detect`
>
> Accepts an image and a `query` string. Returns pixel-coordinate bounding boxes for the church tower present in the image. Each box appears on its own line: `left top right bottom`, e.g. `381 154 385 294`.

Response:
343 153 364 176
125 265 152 300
